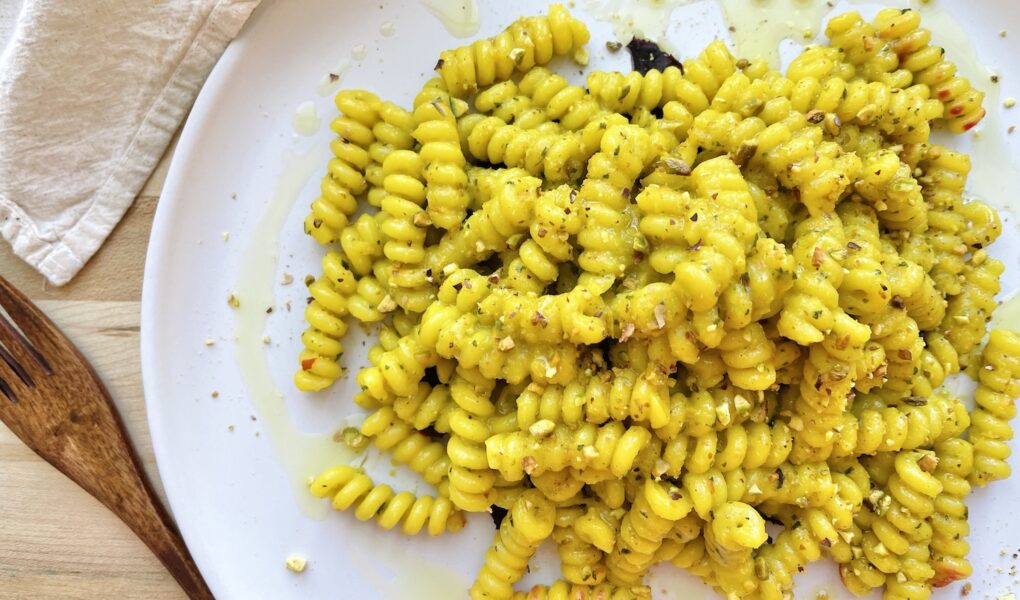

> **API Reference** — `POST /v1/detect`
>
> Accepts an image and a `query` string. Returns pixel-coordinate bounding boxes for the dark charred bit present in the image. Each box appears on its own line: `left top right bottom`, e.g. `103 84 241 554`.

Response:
434 58 445 71
626 38 683 75
489 504 509 528
775 467 785 489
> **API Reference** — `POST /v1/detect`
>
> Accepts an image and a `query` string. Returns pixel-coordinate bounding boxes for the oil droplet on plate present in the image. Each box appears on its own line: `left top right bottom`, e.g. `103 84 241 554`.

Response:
292 101 321 136
420 0 481 38
233 149 354 518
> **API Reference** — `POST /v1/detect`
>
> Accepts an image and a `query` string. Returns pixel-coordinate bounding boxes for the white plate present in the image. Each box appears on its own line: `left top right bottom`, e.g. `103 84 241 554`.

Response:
141 0 1020 598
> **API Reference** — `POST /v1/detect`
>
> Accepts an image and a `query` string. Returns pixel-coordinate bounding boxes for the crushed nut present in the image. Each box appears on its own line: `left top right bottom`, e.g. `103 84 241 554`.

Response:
281 272 294 285
657 157 692 176
498 336 516 352
812 247 825 268
522 456 538 474
529 419 556 438
376 295 398 313
285 556 307 573
653 303 667 330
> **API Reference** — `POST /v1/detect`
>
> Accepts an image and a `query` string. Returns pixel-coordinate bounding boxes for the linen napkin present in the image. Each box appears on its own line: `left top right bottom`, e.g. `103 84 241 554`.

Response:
0 0 261 285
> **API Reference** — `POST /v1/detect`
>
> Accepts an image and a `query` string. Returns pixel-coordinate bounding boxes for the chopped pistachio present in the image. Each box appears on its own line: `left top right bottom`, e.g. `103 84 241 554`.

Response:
529 419 556 439
376 295 397 313
285 556 307 573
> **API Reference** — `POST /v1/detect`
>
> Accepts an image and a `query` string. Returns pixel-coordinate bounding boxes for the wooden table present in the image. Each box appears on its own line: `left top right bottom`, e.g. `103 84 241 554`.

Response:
0 139 186 599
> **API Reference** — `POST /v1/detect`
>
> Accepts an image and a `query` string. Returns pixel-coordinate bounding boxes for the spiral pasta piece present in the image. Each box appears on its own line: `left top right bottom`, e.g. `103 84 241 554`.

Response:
447 368 499 511
929 438 974 587
485 420 652 482
359 405 453 493
851 451 942 580
778 212 847 345
365 100 417 207
421 269 582 385
414 79 471 232
461 114 590 183
606 479 693 586
512 582 651 600
519 67 605 131
855 150 928 233
552 505 608 585
970 329 1020 486
706 503 769 597
304 90 378 244
427 169 541 275
764 125 862 216
437 3 589 97
474 80 548 130
576 124 655 283
294 252 365 391
870 8 986 133
470 489 556 600
310 465 464 535
941 256 1003 358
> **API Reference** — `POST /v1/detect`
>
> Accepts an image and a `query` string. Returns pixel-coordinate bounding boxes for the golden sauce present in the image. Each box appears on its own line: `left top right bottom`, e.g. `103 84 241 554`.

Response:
992 292 1020 331
582 0 829 66
719 0 831 66
347 544 472 600
421 0 481 38
233 148 353 519
582 0 690 57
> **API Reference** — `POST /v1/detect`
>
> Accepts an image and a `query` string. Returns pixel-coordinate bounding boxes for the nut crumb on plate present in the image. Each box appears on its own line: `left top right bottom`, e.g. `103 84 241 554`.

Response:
285 556 307 573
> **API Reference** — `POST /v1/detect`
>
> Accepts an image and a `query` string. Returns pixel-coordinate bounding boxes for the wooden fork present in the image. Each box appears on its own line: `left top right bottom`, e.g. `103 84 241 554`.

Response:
0 276 212 599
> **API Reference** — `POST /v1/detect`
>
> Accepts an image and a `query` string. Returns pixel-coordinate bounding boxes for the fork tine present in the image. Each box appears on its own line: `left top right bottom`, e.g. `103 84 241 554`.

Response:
0 333 34 387
0 343 29 402
0 276 55 374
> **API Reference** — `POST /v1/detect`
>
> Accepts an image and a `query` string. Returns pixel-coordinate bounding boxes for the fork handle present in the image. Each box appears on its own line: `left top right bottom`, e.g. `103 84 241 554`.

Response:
116 480 215 600
45 419 215 600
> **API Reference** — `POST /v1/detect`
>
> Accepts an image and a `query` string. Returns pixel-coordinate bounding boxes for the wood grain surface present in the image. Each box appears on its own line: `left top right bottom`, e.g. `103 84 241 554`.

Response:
0 138 187 599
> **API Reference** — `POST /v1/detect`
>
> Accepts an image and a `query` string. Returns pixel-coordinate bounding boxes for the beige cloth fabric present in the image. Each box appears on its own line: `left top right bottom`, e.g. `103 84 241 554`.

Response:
0 0 261 285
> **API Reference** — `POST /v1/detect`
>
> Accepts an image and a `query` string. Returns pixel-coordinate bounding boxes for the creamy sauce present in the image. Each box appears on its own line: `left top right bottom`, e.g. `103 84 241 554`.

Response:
719 0 831 66
420 0 481 38
582 0 689 57
992 291 1020 331
234 149 353 519
582 0 829 66
292 101 321 136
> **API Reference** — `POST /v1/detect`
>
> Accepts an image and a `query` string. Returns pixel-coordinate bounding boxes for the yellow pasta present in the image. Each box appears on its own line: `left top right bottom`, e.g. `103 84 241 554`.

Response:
293 5 1020 598
436 3 589 96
